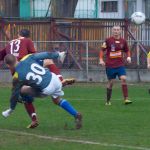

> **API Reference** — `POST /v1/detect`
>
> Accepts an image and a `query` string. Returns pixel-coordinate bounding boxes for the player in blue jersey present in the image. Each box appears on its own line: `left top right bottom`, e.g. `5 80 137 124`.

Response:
2 52 82 129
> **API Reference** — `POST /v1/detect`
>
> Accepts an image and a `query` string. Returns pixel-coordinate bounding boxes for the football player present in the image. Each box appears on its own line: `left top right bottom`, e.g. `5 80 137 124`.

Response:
99 25 132 105
0 29 75 128
2 52 82 129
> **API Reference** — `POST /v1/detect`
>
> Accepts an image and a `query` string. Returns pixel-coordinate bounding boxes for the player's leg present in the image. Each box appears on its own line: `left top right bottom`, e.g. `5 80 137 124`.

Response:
10 69 38 128
44 59 63 81
105 67 116 105
20 86 39 128
43 59 75 86
118 67 132 104
42 73 82 129
106 79 114 105
52 97 82 129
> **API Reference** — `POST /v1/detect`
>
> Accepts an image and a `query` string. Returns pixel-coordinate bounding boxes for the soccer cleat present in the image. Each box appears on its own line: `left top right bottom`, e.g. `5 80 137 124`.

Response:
124 99 132 105
75 113 82 129
105 101 111 106
58 51 67 64
62 78 76 87
26 120 39 129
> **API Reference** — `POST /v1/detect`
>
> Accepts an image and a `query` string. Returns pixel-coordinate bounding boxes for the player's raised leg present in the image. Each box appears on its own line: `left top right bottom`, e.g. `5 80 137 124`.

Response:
42 72 82 129
43 59 76 86
52 97 82 129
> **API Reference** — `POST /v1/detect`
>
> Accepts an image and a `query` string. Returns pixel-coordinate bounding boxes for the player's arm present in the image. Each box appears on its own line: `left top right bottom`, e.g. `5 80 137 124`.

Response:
147 52 150 69
27 39 36 54
33 52 59 61
124 40 131 63
99 41 106 66
2 73 22 118
0 48 7 61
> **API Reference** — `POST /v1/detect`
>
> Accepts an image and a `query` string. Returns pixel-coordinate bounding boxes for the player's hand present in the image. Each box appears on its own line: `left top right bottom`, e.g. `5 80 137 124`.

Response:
2 108 13 118
99 59 105 66
147 64 150 69
127 57 131 63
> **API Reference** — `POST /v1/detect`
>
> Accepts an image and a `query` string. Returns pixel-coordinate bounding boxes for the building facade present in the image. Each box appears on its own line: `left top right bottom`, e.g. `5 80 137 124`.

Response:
0 0 149 19
75 0 149 19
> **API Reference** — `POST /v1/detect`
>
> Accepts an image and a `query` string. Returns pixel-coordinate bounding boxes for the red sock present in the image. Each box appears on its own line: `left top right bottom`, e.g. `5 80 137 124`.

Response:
122 84 128 99
24 103 37 121
47 64 63 81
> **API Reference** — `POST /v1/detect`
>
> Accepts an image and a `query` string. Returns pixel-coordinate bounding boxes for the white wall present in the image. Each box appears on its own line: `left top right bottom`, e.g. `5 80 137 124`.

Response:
98 0 124 19
74 0 96 18
30 0 145 19
136 0 144 12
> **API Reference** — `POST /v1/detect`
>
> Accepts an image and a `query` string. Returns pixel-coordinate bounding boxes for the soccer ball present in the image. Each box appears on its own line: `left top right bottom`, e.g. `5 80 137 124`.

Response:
131 12 146 25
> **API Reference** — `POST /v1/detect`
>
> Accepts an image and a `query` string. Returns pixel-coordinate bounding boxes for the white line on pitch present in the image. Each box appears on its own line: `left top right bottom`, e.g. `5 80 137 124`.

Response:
0 129 150 150
66 98 150 101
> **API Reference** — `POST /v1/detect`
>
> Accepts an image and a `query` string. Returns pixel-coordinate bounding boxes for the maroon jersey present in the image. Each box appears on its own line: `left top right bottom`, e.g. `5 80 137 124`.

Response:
0 37 36 61
101 36 129 68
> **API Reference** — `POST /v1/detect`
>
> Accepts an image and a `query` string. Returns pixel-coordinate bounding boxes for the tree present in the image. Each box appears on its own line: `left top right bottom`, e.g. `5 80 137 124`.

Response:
51 0 78 18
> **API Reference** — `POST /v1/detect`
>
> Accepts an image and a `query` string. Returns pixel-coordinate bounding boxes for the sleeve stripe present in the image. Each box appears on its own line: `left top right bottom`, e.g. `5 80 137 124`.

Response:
13 72 18 79
20 54 32 61
147 52 150 58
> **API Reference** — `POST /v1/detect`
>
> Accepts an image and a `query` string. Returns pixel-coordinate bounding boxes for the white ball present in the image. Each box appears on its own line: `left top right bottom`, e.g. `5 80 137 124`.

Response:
131 12 146 25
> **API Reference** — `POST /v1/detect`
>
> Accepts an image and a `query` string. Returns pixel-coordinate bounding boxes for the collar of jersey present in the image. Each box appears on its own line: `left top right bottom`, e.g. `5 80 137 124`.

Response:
20 54 32 61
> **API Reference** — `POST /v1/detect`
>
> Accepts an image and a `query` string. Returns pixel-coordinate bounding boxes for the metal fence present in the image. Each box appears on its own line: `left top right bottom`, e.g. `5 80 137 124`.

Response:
0 40 148 72
1 18 150 45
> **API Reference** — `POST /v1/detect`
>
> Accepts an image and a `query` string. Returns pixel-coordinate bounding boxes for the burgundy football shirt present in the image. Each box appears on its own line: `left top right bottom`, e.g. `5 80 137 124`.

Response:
101 36 129 68
0 37 36 61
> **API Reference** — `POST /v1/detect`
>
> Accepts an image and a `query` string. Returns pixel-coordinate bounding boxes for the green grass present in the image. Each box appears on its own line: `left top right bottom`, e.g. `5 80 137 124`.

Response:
0 83 150 150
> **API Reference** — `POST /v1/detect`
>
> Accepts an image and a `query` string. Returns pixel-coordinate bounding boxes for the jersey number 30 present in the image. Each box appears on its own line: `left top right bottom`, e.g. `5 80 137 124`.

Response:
26 63 46 84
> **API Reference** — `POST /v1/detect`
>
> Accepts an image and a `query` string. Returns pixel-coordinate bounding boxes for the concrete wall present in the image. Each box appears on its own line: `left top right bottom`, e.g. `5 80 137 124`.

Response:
1 69 150 83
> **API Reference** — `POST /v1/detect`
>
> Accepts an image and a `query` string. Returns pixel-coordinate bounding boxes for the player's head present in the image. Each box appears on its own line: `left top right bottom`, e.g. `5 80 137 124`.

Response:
19 29 30 38
4 54 17 69
112 25 121 38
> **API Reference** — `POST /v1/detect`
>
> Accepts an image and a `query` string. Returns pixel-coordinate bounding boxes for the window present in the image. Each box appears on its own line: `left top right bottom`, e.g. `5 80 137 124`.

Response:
101 1 118 12
145 0 150 18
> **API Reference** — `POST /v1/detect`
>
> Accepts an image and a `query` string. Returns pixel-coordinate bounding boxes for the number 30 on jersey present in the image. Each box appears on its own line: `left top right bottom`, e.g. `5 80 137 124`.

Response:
26 63 46 84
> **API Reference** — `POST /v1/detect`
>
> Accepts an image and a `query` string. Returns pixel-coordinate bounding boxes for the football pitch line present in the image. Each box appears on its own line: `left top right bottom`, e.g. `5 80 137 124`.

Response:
0 129 150 150
67 98 150 101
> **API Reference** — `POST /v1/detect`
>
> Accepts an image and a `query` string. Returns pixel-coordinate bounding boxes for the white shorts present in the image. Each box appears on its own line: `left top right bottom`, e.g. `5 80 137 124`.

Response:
42 73 64 98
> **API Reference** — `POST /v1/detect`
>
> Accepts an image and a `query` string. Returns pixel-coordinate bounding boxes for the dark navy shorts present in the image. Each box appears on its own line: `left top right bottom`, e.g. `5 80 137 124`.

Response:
106 66 126 80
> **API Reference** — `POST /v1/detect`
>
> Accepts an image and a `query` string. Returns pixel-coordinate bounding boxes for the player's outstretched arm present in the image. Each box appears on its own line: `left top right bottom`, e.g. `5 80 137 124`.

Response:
33 52 59 61
33 51 66 63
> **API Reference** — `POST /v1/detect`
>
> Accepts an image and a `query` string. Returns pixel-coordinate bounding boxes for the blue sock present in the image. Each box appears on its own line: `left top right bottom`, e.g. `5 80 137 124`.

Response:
59 99 78 117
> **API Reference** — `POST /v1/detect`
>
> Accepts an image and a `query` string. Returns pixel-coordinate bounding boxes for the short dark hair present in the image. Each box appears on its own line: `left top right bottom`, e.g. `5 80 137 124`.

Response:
4 54 16 66
19 29 30 38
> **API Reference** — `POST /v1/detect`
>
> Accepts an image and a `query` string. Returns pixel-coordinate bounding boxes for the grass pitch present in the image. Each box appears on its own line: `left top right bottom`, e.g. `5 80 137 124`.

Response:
0 83 150 150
